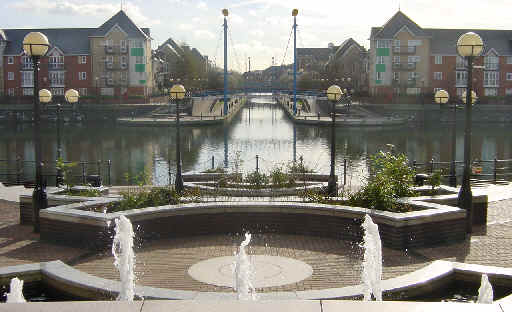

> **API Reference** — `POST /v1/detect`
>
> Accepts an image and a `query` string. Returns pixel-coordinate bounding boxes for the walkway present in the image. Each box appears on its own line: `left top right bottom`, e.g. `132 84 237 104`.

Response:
1 182 512 293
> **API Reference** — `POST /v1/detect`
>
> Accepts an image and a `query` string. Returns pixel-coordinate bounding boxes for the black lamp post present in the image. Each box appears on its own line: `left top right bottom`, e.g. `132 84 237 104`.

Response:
456 32 483 234
23 32 50 233
56 89 79 186
170 84 186 194
326 85 342 196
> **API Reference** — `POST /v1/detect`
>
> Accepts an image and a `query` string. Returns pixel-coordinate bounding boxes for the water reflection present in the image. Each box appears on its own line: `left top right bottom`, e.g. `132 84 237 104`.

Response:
1 95 512 186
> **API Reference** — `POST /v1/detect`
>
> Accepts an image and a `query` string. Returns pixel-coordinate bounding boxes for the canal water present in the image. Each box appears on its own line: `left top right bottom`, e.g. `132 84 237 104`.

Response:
1 94 511 187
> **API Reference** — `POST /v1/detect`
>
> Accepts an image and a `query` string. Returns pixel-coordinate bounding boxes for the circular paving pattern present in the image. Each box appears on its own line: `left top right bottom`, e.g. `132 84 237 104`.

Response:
188 255 313 288
73 234 429 293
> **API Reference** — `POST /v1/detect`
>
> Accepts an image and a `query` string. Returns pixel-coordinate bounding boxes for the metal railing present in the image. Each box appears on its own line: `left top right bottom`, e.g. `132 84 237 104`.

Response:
0 158 112 187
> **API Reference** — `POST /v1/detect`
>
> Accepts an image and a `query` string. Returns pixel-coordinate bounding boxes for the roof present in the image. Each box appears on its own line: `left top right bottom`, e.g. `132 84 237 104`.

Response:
91 10 148 39
425 28 512 55
2 28 94 55
297 48 332 62
372 11 428 39
334 38 365 58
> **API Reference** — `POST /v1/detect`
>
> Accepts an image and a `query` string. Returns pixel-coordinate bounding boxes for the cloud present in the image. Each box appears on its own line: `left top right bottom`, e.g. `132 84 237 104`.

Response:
196 1 207 10
194 29 215 39
250 30 264 38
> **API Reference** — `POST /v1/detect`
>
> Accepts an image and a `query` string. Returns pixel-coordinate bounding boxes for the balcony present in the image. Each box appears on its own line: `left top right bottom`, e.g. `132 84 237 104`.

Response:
105 62 129 71
484 79 500 88
48 63 65 70
392 62 416 71
456 79 467 87
393 46 416 54
105 45 128 54
407 79 417 87
49 79 65 87
484 63 499 71
456 62 467 70
20 63 33 71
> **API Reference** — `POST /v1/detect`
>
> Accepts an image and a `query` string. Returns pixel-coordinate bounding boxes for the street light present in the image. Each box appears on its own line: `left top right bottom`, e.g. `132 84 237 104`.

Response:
170 84 186 194
326 85 342 196
54 89 80 186
23 32 50 233
435 89 457 187
456 31 483 234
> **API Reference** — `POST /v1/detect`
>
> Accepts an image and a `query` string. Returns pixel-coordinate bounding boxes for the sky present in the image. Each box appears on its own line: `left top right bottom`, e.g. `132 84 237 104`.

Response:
2 0 512 71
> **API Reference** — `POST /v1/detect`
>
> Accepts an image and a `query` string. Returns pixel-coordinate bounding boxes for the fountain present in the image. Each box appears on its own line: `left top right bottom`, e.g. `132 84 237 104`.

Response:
361 214 382 301
233 232 257 300
6 277 26 303
112 215 136 301
477 274 494 304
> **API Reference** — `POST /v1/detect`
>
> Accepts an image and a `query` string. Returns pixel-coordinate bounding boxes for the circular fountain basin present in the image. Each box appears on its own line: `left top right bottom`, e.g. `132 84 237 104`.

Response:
188 255 313 288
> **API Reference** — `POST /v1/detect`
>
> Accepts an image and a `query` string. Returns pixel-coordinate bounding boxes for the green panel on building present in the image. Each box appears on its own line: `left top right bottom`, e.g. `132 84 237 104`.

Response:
139 80 146 85
376 48 389 56
376 64 386 72
135 64 145 72
131 48 144 57
375 80 382 84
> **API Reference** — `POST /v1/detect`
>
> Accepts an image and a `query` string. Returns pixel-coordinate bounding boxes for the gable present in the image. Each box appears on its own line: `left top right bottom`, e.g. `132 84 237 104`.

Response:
373 11 427 39
104 24 128 38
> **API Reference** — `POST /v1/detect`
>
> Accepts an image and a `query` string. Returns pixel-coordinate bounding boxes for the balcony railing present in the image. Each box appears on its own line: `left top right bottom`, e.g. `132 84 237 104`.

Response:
393 46 416 54
456 80 467 87
105 45 128 54
20 63 33 71
484 80 500 87
484 63 499 71
456 62 467 70
392 62 416 70
49 79 65 87
48 63 65 70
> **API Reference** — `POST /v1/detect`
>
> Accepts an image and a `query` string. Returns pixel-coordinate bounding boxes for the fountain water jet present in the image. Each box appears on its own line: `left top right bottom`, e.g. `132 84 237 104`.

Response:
477 274 493 303
6 277 26 303
112 215 136 301
361 214 382 301
233 232 257 300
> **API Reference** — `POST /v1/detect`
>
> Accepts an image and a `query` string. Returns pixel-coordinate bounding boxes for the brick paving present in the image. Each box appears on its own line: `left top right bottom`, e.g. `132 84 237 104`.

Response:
1 191 512 293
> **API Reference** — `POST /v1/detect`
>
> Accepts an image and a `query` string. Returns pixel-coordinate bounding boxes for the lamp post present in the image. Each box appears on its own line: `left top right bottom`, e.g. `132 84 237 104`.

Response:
23 32 50 233
170 84 186 193
222 8 229 116
434 89 456 186
456 32 483 234
327 85 342 196
292 8 298 115
55 89 79 186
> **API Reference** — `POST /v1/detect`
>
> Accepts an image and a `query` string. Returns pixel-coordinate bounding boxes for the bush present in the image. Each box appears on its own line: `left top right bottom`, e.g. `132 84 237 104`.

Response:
347 150 417 212
108 187 180 212
244 171 269 188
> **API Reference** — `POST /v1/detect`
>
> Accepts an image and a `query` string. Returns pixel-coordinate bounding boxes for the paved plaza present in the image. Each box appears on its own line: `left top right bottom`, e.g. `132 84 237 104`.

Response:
1 183 512 293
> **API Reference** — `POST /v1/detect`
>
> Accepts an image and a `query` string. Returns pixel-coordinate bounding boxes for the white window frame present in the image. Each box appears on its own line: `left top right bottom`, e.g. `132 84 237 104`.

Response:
484 71 499 87
484 88 498 96
434 72 442 80
506 88 512 96
79 72 87 80
8 88 14 96
393 72 400 81
376 72 383 81
435 55 443 65
507 56 512 64
507 73 512 81
23 88 34 96
393 56 400 64
376 40 390 48
7 56 13 64
78 56 87 64
79 88 87 96
8 72 14 80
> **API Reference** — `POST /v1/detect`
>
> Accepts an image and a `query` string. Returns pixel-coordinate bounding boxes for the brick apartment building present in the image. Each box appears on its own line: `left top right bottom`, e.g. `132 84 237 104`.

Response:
0 10 153 102
369 10 512 100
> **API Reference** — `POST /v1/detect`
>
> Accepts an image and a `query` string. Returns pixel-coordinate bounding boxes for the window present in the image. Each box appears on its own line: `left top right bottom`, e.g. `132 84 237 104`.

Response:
121 56 127 68
135 55 144 64
22 56 33 69
78 72 87 80
507 73 512 81
485 88 498 96
393 72 400 81
484 71 499 87
456 56 467 69
79 88 87 96
456 88 465 97
435 55 443 65
376 72 383 80
7 56 13 64
7 72 14 80
408 40 422 46
23 88 33 96
131 40 144 48
408 72 418 80
393 40 400 52
49 72 64 85
120 72 128 81
393 56 400 64
376 40 390 48
120 40 127 52
21 71 33 86
456 71 467 85
48 55 64 70
506 88 512 96
408 56 420 63
51 88 64 96
507 56 512 64
8 88 14 96
101 88 114 96
78 56 87 64
406 88 420 95
434 72 442 80
485 55 499 70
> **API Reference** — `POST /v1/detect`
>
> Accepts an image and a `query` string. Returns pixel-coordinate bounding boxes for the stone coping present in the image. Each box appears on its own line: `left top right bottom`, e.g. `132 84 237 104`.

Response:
1 260 511 302
183 181 328 196
37 197 470 228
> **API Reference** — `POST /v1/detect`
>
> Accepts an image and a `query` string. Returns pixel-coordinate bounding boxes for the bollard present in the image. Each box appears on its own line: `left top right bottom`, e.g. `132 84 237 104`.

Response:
212 155 215 170
256 155 259 173
344 159 347 185
430 158 434 175
107 160 112 186
97 160 102 180
81 162 86 185
494 158 498 184
16 156 22 185
318 112 320 120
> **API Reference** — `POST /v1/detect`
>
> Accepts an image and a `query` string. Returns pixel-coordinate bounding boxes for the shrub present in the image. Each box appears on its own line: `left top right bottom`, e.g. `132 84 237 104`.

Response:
270 166 288 187
244 171 269 188
202 167 226 174
109 187 180 212
347 150 417 212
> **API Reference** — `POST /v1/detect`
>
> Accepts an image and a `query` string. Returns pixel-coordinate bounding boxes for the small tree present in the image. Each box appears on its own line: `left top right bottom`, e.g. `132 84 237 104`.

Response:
56 158 78 192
